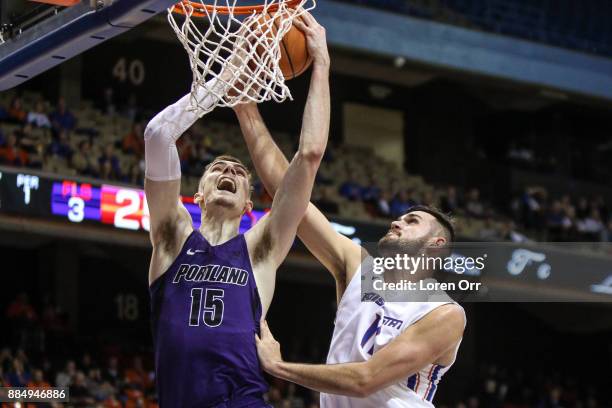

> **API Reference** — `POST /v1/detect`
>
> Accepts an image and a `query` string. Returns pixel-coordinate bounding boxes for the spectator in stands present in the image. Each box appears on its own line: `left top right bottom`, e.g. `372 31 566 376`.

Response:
49 97 76 132
71 371 96 406
177 131 196 173
127 162 144 186
6 358 30 387
338 175 362 201
283 383 304 407
0 132 29 166
27 368 50 388
538 386 563 408
72 140 99 178
187 143 214 177
102 356 120 387
576 208 605 241
575 196 590 221
390 189 417 218
377 190 392 218
98 88 117 116
122 122 145 157
46 130 73 160
124 356 151 390
16 124 42 155
123 93 140 122
465 188 485 218
440 185 461 214
421 190 436 207
7 97 27 123
500 219 530 243
55 360 76 388
26 100 51 128
85 368 106 400
361 176 382 204
547 200 566 240
521 186 547 233
99 143 122 181
80 353 95 373
479 217 500 240
103 393 122 408
313 186 339 215
592 194 609 225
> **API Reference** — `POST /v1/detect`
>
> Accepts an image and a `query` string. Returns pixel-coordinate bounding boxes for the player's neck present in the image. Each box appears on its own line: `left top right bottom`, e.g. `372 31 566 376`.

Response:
199 211 241 246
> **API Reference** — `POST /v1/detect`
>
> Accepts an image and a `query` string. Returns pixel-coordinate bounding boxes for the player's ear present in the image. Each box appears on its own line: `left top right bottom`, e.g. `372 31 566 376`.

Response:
194 192 204 206
433 237 446 246
243 199 253 215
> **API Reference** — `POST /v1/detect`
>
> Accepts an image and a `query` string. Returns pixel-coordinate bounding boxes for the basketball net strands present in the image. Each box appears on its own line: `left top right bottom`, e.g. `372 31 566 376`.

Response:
167 0 316 116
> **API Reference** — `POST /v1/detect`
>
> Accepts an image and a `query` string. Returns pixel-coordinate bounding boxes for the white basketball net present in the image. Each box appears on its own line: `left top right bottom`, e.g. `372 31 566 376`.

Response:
168 0 316 116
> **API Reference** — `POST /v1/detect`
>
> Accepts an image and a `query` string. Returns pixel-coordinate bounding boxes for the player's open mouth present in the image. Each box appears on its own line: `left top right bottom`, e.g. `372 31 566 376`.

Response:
217 177 236 193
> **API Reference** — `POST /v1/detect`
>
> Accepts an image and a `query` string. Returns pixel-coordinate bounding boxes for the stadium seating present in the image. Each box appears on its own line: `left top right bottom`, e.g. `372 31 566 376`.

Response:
1 89 611 244
341 0 612 57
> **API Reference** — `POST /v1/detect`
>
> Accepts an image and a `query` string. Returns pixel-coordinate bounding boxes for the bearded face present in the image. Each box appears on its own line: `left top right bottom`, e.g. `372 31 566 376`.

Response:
377 233 429 257
377 211 445 258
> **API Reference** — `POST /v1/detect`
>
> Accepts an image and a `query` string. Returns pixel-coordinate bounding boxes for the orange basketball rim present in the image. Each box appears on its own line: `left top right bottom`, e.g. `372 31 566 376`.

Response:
172 0 304 17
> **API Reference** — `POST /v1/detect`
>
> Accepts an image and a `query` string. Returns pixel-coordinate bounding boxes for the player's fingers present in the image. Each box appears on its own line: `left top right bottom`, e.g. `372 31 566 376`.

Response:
301 11 317 27
293 17 312 34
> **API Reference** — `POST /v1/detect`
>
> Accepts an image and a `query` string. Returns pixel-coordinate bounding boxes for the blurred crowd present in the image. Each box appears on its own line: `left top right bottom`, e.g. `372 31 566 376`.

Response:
1 92 612 244
2 293 155 408
1 291 324 408
4 292 610 408
444 362 605 408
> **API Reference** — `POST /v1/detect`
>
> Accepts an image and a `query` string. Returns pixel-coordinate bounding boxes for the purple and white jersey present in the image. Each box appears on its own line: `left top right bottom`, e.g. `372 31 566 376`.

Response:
321 257 465 408
150 230 268 408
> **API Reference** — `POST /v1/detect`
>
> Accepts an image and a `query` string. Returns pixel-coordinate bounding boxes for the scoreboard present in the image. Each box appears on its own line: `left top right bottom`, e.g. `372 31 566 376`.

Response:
0 167 266 234
2 167 611 301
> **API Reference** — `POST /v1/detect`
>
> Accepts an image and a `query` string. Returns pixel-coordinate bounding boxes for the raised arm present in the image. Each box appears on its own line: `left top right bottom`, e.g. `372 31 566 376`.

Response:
144 79 229 284
256 304 466 397
244 13 332 311
235 14 362 299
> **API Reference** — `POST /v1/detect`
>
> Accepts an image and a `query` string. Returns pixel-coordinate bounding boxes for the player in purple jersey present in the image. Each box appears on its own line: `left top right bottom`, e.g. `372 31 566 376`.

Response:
143 14 330 408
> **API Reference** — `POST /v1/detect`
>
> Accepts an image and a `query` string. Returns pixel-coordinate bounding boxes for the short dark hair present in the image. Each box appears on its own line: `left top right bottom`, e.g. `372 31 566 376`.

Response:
405 205 455 243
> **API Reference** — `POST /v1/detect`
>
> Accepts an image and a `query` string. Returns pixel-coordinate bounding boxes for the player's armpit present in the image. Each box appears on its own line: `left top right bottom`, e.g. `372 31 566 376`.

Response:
298 205 365 285
144 179 192 253
358 304 466 396
236 105 362 290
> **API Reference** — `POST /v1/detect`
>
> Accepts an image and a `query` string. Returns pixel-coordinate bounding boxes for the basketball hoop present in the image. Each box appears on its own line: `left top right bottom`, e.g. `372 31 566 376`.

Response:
167 0 316 116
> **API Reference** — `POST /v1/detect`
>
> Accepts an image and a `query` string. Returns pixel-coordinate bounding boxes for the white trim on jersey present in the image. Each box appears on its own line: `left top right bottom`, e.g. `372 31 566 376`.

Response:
320 257 465 408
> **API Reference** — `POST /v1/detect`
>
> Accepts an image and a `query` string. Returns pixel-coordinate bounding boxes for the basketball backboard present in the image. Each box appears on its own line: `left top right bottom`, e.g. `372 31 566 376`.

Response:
0 0 177 91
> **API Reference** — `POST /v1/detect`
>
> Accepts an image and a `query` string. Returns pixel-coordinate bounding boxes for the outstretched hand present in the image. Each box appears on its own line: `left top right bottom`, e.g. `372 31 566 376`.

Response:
255 320 283 374
293 11 330 68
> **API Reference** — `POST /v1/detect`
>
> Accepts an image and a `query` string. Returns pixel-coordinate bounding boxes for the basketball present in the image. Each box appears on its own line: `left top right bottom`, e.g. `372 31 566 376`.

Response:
257 13 313 80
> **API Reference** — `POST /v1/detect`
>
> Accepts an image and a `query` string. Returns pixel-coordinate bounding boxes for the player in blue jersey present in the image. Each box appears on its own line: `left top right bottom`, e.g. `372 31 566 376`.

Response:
143 14 330 408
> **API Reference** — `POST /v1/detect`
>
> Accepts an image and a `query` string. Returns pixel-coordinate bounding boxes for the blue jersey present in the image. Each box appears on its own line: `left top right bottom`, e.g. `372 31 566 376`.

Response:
150 230 269 408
